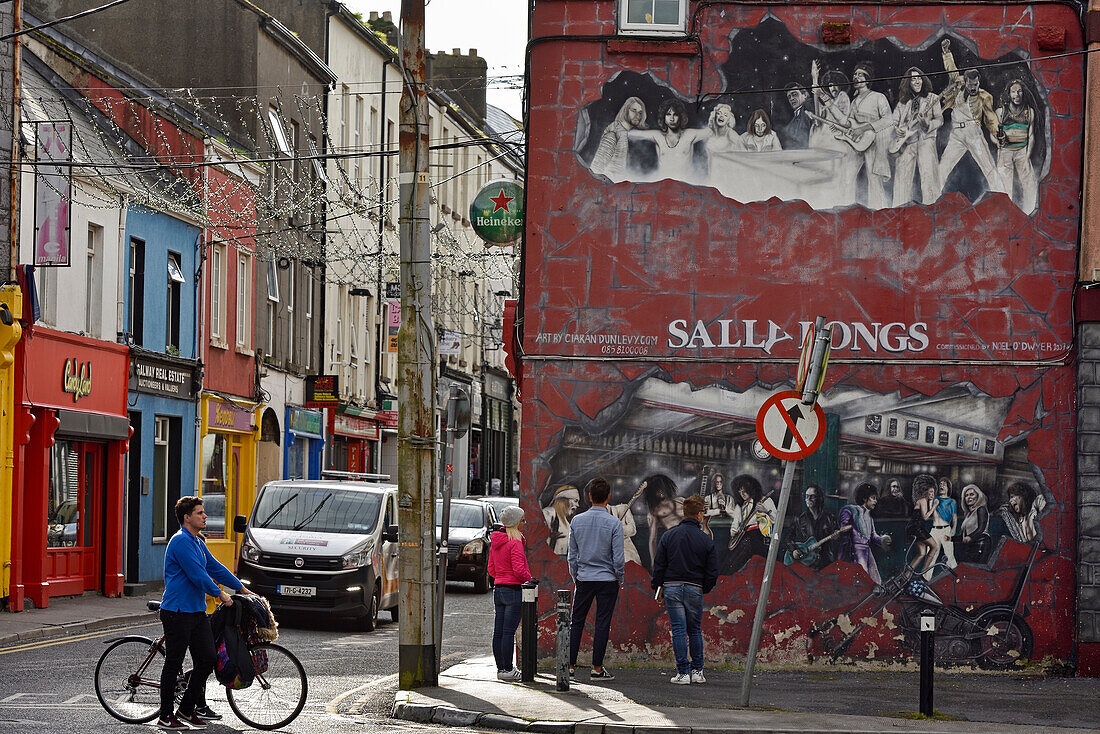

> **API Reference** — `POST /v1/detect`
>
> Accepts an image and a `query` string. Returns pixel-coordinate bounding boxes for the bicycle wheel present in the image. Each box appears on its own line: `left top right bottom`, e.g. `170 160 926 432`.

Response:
227 643 308 730
94 638 164 724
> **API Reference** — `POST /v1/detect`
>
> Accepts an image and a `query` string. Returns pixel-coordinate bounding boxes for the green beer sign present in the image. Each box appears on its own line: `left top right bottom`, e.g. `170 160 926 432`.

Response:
470 178 523 245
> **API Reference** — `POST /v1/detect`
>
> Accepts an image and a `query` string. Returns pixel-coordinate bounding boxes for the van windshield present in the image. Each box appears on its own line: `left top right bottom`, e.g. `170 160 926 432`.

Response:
253 486 383 534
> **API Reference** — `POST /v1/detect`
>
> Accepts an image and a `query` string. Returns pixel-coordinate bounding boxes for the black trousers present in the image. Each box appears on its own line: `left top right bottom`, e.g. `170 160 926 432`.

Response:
569 580 619 667
160 609 216 718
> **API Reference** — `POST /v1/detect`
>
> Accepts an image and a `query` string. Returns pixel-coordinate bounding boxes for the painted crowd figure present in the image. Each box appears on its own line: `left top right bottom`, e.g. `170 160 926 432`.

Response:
584 36 1041 214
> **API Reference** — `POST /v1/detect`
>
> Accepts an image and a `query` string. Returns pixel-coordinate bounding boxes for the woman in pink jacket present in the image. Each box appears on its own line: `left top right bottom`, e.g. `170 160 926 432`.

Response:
487 505 532 681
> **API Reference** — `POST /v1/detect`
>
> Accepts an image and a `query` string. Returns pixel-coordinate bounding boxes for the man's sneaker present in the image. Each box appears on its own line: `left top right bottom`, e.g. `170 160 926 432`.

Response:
496 667 521 681
193 705 223 721
156 715 190 731
690 670 707 684
670 673 691 685
589 668 615 681
175 710 207 729
569 668 576 680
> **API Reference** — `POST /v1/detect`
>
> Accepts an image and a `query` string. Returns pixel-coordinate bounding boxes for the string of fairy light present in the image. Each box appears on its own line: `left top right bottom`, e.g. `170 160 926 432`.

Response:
15 76 523 344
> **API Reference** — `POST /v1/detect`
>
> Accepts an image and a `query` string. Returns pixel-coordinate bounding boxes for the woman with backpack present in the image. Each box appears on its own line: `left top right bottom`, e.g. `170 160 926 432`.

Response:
488 505 532 681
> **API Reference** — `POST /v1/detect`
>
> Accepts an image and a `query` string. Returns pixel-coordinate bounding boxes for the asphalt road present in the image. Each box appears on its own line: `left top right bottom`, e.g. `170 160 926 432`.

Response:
0 583 493 734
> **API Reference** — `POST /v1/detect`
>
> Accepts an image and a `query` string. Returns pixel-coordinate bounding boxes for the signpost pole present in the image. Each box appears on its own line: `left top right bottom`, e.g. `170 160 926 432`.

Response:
740 316 831 707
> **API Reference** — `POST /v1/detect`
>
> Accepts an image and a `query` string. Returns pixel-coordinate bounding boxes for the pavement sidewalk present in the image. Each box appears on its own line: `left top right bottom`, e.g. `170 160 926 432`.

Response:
0 591 161 647
393 657 1100 734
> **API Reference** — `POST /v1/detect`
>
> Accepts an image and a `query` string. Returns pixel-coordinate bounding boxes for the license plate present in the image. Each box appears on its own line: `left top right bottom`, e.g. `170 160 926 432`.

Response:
276 585 316 597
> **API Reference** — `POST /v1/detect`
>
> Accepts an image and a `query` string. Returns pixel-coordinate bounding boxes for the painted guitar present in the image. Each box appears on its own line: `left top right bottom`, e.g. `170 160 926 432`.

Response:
888 96 937 155
804 110 875 152
727 490 777 551
783 525 852 567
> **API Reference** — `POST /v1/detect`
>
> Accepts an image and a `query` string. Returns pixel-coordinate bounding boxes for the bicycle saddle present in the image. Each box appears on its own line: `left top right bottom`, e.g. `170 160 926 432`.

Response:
147 600 162 611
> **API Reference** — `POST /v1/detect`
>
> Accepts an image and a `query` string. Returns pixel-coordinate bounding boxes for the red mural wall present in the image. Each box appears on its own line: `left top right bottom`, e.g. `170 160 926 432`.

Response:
522 2 1082 667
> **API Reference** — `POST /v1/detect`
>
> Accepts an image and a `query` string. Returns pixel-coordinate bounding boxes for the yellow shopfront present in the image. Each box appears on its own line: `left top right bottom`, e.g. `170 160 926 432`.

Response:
199 394 259 572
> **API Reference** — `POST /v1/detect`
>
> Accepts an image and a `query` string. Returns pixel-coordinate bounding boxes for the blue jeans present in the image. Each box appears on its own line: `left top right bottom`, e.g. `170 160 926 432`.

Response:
492 586 523 671
663 583 704 674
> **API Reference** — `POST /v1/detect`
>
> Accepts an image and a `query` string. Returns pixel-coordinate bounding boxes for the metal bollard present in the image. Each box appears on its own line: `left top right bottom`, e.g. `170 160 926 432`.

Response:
520 581 538 682
919 608 935 716
556 589 571 691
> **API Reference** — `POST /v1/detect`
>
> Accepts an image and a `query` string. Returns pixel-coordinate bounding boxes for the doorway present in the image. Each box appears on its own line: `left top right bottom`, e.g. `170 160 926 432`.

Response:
46 440 105 595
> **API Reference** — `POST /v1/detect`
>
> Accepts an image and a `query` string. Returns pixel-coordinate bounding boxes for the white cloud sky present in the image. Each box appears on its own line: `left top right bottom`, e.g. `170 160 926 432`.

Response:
345 1 528 119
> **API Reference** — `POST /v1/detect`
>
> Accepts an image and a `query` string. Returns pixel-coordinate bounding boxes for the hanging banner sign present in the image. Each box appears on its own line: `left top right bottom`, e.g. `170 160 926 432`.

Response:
387 300 401 353
34 121 73 266
470 178 523 245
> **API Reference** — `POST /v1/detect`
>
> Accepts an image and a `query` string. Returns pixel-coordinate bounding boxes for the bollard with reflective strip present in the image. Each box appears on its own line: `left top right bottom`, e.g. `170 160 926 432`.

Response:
556 589 571 691
920 608 935 716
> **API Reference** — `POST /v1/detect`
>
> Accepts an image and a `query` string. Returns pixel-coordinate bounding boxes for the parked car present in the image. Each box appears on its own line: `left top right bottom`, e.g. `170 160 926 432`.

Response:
476 495 519 518
436 499 498 593
234 479 400 631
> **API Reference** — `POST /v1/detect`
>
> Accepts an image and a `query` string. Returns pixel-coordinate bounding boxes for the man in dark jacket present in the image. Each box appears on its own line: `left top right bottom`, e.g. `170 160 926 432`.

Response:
651 494 718 685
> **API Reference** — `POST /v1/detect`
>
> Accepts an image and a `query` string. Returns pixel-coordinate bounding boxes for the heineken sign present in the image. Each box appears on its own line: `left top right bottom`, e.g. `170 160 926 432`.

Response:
470 179 523 245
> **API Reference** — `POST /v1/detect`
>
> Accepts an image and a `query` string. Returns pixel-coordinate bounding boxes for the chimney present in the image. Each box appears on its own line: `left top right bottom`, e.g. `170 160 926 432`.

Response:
369 11 378 21
428 48 488 124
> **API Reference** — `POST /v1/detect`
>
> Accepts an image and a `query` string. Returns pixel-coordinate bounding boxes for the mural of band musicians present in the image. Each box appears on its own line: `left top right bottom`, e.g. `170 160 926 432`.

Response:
574 21 1046 213
539 378 1051 586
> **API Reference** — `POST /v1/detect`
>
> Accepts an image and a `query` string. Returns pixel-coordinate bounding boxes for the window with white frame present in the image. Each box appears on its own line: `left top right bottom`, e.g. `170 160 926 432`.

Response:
210 243 225 342
236 253 251 349
303 272 313 370
153 416 170 540
287 265 296 363
266 258 279 359
335 284 344 361
85 224 102 336
619 0 687 34
354 96 364 185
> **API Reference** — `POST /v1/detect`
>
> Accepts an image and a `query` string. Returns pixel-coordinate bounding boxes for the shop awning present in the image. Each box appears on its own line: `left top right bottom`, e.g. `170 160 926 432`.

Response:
57 409 130 440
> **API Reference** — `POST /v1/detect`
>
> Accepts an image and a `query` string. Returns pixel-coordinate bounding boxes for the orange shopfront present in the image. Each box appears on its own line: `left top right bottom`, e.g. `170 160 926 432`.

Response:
8 328 129 610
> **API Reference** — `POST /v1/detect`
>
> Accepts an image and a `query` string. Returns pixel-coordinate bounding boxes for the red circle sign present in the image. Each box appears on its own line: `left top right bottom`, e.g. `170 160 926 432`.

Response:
754 390 826 461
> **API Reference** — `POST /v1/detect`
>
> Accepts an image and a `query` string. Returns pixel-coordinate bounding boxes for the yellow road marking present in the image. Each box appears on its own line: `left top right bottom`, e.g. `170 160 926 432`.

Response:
0 621 160 655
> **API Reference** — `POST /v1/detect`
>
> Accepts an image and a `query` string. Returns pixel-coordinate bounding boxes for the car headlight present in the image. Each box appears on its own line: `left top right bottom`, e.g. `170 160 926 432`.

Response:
459 539 485 558
342 542 374 569
241 537 261 563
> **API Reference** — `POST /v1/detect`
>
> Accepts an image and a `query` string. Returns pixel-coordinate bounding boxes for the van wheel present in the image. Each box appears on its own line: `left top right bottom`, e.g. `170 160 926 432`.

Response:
473 564 491 594
361 584 380 632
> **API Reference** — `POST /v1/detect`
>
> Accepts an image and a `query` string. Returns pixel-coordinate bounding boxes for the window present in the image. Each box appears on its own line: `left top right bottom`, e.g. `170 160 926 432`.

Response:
129 237 145 345
167 253 184 351
287 265 296 363
210 244 224 342
265 258 279 359
236 253 251 349
335 284 344 361
385 120 395 214
85 224 102 336
153 417 170 540
619 0 686 35
304 273 313 370
354 96 364 184
290 118 300 184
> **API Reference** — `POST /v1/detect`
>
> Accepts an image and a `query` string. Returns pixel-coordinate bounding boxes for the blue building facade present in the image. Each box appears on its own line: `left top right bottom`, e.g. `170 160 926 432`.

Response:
123 206 203 584
284 406 324 480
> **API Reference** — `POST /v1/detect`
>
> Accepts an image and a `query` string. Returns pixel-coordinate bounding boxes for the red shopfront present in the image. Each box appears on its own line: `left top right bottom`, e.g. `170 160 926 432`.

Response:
9 327 129 610
326 409 380 474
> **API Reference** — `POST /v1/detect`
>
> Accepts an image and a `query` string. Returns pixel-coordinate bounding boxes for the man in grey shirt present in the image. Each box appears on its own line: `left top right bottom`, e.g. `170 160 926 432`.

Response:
567 477 625 681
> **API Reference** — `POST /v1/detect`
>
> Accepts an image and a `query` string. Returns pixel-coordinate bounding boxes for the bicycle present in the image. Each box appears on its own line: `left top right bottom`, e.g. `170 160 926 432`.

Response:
94 600 308 730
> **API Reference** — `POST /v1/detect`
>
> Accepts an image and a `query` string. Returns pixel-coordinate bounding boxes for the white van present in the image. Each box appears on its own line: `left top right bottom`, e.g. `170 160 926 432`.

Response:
234 477 399 631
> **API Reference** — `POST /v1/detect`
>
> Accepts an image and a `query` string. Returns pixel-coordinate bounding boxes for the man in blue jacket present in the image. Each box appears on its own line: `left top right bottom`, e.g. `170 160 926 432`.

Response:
157 496 253 731
651 494 718 685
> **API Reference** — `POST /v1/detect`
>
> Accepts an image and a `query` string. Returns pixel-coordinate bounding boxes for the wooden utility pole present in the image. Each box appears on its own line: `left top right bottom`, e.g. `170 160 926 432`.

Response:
396 0 439 689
